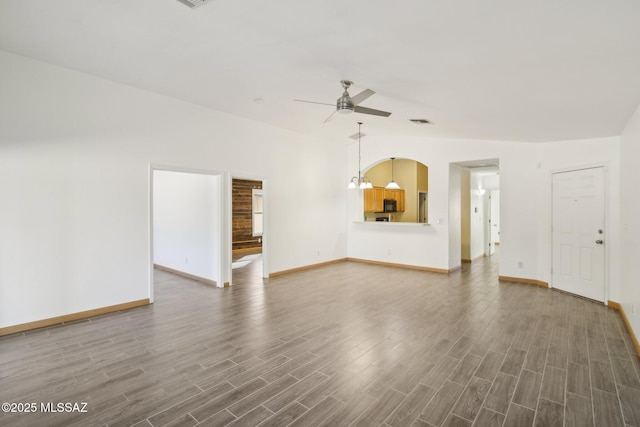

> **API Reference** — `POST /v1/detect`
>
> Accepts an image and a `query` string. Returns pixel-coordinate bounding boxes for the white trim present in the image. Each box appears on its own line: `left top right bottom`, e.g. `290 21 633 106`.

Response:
150 164 226 176
220 172 232 287
149 164 226 295
148 165 154 303
231 175 269 280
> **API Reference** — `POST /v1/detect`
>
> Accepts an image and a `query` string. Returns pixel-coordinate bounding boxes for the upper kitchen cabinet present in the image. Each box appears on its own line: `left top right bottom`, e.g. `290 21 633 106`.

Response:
364 187 405 213
364 186 385 212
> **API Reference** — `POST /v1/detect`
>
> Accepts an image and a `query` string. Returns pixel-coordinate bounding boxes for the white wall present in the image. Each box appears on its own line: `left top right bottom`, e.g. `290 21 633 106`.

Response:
481 174 500 191
153 170 220 283
346 131 622 310
497 146 540 279
347 135 539 274
621 104 640 343
0 50 347 328
449 165 462 269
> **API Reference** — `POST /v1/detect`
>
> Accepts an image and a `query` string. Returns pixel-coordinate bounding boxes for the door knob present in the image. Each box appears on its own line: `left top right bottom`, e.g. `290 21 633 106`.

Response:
595 240 604 245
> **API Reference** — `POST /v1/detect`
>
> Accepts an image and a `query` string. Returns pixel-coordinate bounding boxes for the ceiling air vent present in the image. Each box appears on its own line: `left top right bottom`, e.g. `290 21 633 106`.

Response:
409 119 431 124
176 0 214 9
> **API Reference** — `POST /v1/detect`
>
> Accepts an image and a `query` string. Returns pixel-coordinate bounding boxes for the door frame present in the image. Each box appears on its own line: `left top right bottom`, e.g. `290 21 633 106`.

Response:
230 174 269 280
418 191 428 223
149 164 229 303
484 191 495 256
550 162 609 303
490 190 500 249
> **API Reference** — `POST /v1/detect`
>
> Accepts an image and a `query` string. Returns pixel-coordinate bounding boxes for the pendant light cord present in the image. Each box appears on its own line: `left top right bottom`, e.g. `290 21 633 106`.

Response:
357 122 362 182
391 157 394 180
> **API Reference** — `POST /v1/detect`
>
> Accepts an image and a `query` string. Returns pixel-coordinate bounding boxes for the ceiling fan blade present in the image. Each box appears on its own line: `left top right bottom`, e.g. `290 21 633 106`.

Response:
294 99 335 106
323 110 337 123
354 105 391 117
350 89 375 106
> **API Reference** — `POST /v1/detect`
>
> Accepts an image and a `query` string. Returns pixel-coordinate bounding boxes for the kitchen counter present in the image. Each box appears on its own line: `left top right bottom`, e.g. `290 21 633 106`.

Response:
352 221 431 226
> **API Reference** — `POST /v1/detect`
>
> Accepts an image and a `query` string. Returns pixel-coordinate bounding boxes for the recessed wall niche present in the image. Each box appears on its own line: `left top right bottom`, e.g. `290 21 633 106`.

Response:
363 159 428 223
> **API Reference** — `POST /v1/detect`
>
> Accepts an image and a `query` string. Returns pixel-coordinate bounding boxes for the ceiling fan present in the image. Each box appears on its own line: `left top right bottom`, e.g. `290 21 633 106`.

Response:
295 80 392 123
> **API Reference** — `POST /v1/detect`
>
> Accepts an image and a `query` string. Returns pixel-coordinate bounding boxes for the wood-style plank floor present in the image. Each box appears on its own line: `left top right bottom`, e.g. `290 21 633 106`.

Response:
2 252 640 426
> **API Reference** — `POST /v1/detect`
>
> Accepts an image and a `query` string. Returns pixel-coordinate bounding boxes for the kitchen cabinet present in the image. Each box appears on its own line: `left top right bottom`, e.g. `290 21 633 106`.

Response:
397 190 406 212
364 187 385 212
383 189 405 212
364 187 405 213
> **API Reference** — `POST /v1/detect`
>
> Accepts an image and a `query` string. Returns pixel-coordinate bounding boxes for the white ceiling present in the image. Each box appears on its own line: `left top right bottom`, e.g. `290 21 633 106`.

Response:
2 0 640 143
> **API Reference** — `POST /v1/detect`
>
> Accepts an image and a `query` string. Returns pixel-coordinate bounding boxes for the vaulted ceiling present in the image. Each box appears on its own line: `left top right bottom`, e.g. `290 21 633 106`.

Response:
2 0 640 143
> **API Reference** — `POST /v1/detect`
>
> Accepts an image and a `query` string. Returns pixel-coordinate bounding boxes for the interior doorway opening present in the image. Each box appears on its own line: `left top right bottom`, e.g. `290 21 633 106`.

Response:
485 189 501 256
231 178 265 284
418 191 428 223
454 159 500 266
150 167 225 302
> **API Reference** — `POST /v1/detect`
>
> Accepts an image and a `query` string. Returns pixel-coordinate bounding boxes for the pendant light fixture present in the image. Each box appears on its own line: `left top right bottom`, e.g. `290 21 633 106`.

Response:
385 157 401 189
347 122 373 189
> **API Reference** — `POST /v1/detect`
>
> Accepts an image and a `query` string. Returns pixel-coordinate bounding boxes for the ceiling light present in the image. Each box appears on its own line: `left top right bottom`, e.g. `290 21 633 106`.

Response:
385 158 401 189
337 95 354 114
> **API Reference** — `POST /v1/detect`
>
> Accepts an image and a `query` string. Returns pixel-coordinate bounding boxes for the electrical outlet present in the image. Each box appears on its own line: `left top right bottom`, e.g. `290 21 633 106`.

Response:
387 249 392 255
518 261 524 269
316 250 320 256
185 257 188 264
632 304 636 315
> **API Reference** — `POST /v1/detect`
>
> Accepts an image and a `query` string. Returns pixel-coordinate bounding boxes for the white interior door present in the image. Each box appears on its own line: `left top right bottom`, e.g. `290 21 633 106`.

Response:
552 167 605 301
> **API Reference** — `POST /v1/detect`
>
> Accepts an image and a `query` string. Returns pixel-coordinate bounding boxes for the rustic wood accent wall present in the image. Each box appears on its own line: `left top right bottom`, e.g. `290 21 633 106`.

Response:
232 179 263 252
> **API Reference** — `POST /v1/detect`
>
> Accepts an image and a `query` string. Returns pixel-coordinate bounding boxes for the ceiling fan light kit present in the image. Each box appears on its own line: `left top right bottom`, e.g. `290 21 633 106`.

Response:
337 82 355 113
175 0 213 8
